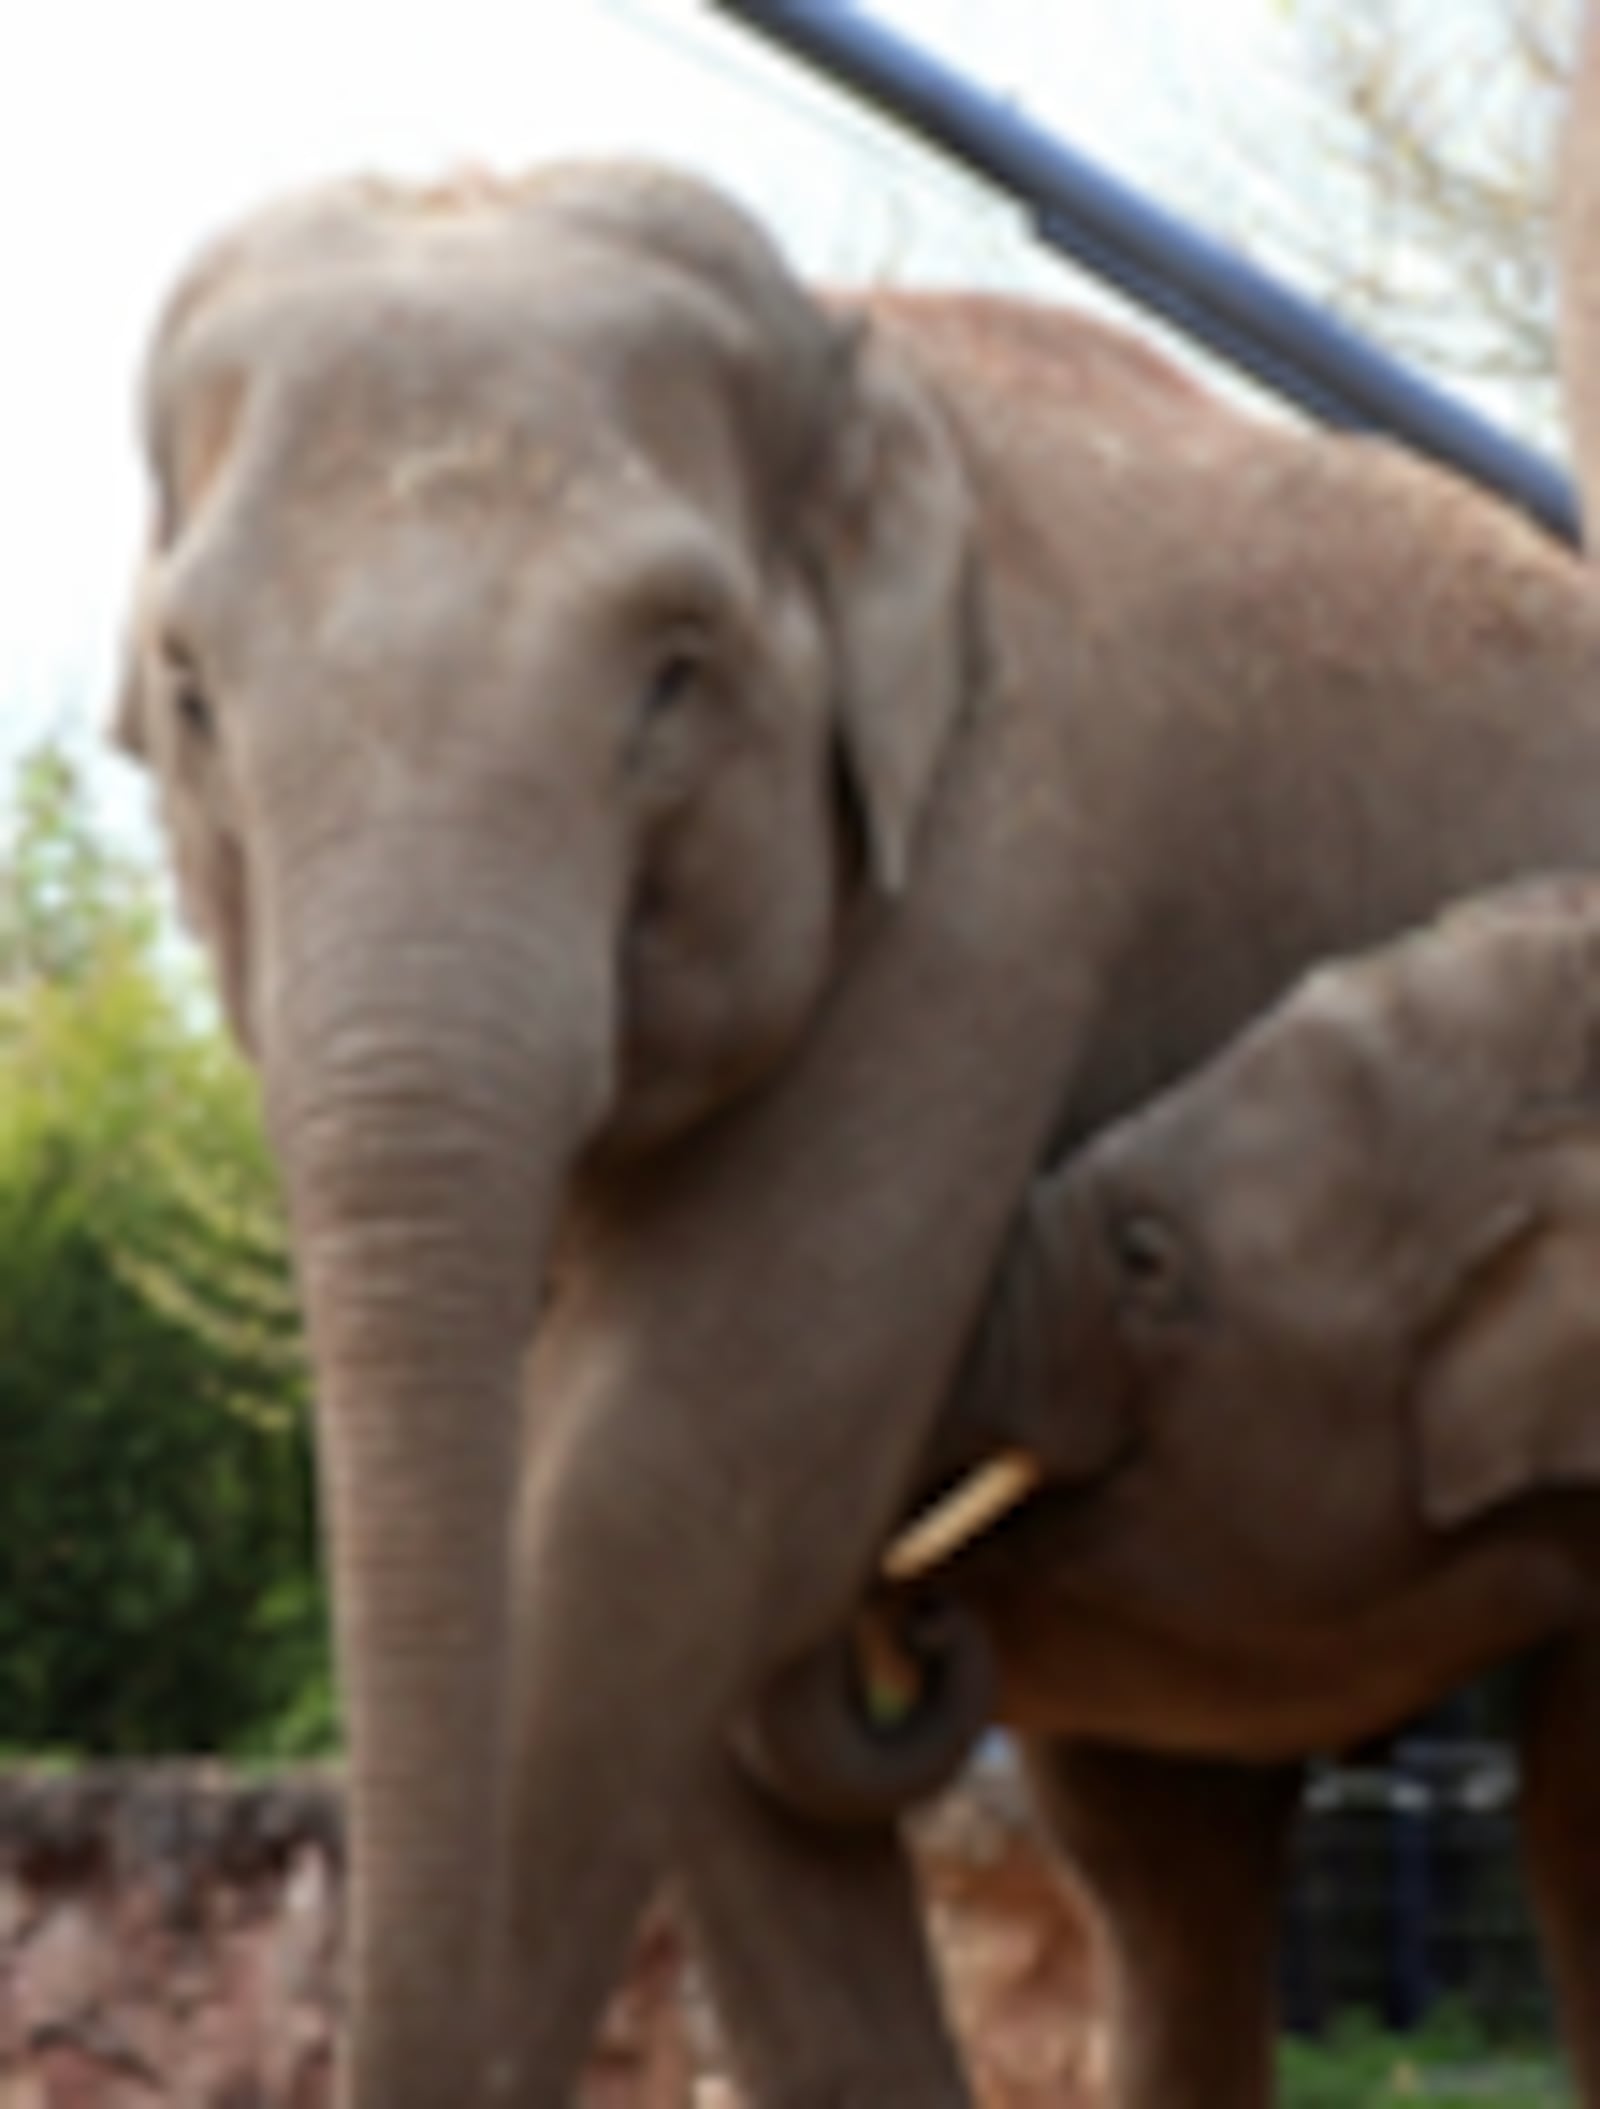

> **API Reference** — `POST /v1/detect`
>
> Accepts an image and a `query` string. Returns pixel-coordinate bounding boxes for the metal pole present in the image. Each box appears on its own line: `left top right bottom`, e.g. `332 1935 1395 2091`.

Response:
705 0 1582 547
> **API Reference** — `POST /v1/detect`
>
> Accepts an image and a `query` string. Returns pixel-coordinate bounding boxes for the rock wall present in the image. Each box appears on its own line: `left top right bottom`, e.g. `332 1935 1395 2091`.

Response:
0 1766 1100 2107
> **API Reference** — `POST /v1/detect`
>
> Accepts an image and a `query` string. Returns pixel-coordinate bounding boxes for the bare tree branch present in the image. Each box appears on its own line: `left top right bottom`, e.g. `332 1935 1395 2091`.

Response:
1245 0 1580 436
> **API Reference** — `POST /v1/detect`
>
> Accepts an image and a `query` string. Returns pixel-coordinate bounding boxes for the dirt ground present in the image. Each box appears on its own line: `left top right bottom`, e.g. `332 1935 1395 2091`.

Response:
583 1779 1104 2107
0 1764 1103 2107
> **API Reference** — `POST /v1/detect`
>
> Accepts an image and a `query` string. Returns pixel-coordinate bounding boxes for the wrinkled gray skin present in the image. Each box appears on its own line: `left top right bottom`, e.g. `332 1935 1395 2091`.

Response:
739 32 1600 2107
835 880 1600 2106
117 83 1600 2109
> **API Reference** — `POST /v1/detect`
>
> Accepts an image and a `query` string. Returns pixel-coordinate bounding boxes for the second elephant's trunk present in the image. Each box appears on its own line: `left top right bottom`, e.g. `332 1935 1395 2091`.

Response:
738 1594 998 1827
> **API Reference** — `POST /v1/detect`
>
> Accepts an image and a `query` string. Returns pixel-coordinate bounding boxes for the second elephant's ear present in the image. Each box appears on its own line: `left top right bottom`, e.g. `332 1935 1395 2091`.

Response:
1414 1206 1600 1528
809 324 986 894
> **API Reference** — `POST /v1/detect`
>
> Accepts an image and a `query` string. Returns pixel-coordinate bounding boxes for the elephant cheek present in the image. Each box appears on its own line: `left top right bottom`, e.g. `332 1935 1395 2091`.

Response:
615 878 836 1149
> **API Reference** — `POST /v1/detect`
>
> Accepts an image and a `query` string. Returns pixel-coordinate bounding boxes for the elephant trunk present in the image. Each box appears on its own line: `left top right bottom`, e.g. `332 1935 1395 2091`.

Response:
737 1593 997 1827
259 841 613 2108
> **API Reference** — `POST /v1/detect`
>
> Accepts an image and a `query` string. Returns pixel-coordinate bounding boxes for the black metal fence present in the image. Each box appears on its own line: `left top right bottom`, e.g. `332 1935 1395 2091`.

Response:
1283 1739 1549 2043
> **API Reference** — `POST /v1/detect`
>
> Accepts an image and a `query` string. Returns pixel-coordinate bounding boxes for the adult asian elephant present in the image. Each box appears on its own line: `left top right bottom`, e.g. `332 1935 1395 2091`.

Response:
799 878 1600 2105
116 73 1600 2106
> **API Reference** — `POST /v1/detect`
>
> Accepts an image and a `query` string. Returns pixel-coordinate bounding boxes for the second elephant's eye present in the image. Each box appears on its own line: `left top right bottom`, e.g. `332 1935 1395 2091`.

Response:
1104 1209 1196 1324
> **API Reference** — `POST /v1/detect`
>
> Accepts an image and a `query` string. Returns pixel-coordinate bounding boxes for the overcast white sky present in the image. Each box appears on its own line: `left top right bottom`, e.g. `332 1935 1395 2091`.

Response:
0 0 1346 793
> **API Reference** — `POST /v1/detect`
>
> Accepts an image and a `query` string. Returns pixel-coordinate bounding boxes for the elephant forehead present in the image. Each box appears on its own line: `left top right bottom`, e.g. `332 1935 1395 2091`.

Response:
1084 986 1452 1308
1181 880 1600 1165
146 244 805 633
156 161 814 347
1106 988 1395 1208
147 163 831 505
149 352 640 667
158 262 643 502
1295 877 1600 1138
1094 880 1600 1306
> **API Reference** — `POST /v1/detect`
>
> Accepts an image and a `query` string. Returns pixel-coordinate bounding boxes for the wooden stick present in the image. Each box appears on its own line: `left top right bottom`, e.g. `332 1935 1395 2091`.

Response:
882 1450 1044 1583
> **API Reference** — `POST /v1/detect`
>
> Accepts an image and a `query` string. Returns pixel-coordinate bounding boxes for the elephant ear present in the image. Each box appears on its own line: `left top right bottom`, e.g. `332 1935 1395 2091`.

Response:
809 324 986 894
109 557 256 1051
1414 1205 1600 1528
111 554 156 761
113 674 149 760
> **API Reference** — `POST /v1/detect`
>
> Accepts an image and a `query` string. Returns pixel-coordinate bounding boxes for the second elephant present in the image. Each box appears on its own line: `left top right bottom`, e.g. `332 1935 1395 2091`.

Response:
760 874 1600 2107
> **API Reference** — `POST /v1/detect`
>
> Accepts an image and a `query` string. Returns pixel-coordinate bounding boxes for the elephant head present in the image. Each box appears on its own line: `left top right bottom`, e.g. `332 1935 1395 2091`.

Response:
1044 874 1600 1559
747 875 1600 1823
115 164 985 2102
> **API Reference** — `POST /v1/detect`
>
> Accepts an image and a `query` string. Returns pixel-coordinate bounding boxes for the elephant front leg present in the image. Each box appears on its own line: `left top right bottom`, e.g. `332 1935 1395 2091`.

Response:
1026 1739 1304 2109
1518 1626 1600 2104
486 1349 955 2103
485 1328 1017 2099
678 1747 971 2108
485 1400 758 2101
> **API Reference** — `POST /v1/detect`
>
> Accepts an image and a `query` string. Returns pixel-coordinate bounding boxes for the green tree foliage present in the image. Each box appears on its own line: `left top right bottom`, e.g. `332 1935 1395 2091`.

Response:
0 744 330 1755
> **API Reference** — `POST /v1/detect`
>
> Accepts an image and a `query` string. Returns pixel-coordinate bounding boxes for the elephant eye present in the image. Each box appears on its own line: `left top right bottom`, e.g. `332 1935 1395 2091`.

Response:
161 638 215 742
1104 1208 1196 1324
639 646 704 724
175 677 215 741
625 641 715 781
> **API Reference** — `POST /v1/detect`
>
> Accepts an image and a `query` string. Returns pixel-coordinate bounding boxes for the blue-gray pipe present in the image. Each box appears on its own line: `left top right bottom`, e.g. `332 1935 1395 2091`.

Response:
705 0 1582 548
